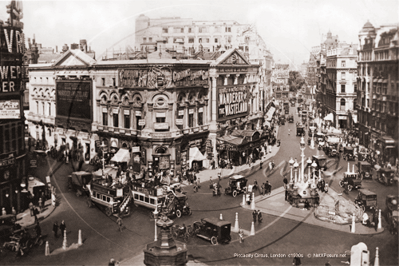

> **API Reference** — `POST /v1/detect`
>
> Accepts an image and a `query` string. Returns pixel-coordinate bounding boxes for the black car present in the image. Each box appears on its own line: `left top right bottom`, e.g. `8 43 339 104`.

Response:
193 217 231 245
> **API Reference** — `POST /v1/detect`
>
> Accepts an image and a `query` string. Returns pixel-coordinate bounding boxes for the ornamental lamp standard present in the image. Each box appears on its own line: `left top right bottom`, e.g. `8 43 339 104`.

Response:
293 159 299 184
306 157 312 182
100 141 107 177
311 160 318 184
289 157 295 184
299 137 306 183
153 205 159 241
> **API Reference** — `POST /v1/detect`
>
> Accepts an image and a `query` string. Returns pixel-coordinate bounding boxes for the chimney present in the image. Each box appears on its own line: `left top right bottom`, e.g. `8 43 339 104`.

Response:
55 45 58 53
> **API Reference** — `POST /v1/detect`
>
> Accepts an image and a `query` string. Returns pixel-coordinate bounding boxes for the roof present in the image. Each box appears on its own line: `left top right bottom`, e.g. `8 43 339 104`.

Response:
230 175 245 180
210 48 250 66
37 53 63 64
358 189 377 196
359 161 371 166
218 135 245 146
231 130 259 138
377 168 395 172
202 217 231 227
53 49 96 67
361 21 375 32
72 171 92 176
312 155 327 159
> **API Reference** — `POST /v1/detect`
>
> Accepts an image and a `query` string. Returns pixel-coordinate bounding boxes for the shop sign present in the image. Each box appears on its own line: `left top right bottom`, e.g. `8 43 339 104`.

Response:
132 146 140 153
135 110 141 116
172 69 209 87
338 116 347 120
189 139 202 146
0 153 15 167
198 107 203 113
102 107 107 113
178 110 184 116
138 119 145 126
0 99 20 119
218 86 248 120
151 132 171 138
189 109 194 114
118 67 173 89
176 119 183 125
124 110 130 115
113 108 119 114
154 123 169 130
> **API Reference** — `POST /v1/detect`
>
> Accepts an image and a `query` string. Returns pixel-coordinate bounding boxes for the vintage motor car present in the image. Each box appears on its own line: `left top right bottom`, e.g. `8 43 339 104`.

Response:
193 217 231 245
288 115 294 123
385 195 398 235
68 171 93 197
312 155 328 171
357 161 373 180
279 115 286 125
224 175 248 197
296 124 305 136
354 189 377 212
343 146 355 161
339 171 362 192
376 168 396 186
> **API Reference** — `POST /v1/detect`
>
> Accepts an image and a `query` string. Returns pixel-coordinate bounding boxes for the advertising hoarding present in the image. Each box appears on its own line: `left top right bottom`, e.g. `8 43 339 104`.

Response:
217 85 249 121
0 99 20 119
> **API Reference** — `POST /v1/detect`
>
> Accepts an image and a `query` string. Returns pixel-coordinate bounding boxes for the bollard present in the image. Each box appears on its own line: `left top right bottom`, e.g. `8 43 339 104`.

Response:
347 162 350 173
78 229 82 246
62 230 67 250
377 209 382 229
45 241 50 256
250 221 255 236
251 193 256 210
242 194 246 206
374 247 379 266
232 212 239 233
351 213 356 233
1 207 6 216
219 213 223 221
11 207 16 215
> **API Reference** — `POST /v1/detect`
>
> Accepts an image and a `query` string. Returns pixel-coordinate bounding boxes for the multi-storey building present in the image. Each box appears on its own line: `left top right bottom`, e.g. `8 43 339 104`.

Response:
0 2 28 213
325 45 358 129
356 21 398 164
28 48 267 175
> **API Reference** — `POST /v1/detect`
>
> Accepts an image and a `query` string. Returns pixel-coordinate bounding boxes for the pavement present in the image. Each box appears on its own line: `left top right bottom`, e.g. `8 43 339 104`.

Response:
15 199 56 228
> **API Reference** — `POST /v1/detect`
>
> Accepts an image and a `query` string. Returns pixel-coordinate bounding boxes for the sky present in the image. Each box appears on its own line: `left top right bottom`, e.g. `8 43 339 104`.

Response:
0 0 397 65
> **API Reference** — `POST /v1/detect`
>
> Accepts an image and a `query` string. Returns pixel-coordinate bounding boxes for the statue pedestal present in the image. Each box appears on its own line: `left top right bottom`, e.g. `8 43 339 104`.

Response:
144 215 188 266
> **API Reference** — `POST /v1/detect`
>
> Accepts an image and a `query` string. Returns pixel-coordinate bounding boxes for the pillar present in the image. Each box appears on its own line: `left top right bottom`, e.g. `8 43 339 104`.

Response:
209 70 219 168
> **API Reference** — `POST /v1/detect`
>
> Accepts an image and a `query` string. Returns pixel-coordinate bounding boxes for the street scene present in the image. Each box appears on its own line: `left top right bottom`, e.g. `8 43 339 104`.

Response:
0 1 398 266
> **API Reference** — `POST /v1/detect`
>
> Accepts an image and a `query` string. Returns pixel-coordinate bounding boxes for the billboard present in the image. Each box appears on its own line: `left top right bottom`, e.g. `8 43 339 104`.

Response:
56 80 92 121
0 99 20 119
217 85 249 121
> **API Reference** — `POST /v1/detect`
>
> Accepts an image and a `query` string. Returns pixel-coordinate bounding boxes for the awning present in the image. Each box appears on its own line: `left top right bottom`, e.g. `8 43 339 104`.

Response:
324 113 334 121
385 146 395 149
110 148 130 163
188 147 207 169
265 107 276 121
93 167 118 178
28 177 46 196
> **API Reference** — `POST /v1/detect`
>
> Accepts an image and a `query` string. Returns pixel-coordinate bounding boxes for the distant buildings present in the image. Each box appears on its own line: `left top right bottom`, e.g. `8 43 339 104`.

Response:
356 21 398 164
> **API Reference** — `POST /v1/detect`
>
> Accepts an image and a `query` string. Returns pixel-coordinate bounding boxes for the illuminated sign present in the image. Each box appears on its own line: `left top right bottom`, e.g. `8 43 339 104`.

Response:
218 86 248 120
0 99 20 119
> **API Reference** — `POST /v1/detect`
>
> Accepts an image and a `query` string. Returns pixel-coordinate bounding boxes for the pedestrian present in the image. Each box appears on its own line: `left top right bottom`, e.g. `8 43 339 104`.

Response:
239 230 244 243
38 197 43 213
246 193 251 205
117 216 124 232
59 220 66 236
53 221 59 238
257 210 263 223
288 129 291 135
35 222 42 237
109 258 116 266
252 210 257 223
29 202 34 217
261 183 265 196
293 255 302 266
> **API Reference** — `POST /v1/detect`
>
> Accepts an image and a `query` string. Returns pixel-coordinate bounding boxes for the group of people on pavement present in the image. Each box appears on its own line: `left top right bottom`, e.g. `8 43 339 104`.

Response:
52 220 66 238
252 210 263 223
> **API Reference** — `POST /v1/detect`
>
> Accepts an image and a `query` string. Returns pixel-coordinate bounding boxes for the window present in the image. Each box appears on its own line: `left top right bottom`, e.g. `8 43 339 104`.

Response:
340 98 346 111
341 85 346 93
149 37 152 42
42 102 45 115
188 28 192 33
113 113 119 128
102 78 105 86
49 103 51 116
181 28 184 33
136 114 142 130
205 38 210 43
36 101 39 114
199 27 206 33
102 110 108 126
112 78 115 87
124 113 130 129
225 27 231 32
143 37 147 42
198 110 203 126
188 38 194 43
188 110 194 127
214 38 218 43
162 28 168 33
341 60 346 67
156 113 166 123
341 72 345 80
198 38 202 43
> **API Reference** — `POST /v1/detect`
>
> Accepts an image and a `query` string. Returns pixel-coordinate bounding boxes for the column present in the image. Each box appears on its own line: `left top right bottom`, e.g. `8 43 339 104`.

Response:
234 74 239 85
210 73 218 124
169 103 175 130
209 70 219 168
184 103 189 129
224 74 230 86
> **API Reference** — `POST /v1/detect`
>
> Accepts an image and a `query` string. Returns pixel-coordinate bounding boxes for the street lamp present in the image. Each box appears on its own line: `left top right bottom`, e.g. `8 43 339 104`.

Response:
311 160 317 185
293 159 299 184
299 137 306 183
309 126 316 149
289 157 295 184
306 157 312 182
153 205 159 241
100 141 107 177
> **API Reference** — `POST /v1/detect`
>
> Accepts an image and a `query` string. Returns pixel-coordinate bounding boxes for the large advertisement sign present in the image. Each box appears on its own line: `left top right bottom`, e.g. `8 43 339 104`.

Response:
218 86 248 121
56 80 92 121
0 99 20 119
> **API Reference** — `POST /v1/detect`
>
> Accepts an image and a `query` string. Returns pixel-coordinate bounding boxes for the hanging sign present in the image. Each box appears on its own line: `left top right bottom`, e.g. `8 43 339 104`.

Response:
124 110 130 115
138 119 145 126
178 110 184 116
135 111 142 116
176 119 183 125
189 109 194 114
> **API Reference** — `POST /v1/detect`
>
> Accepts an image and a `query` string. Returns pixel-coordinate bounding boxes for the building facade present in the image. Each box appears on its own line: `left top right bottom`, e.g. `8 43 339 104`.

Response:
325 46 358 129
0 2 28 213
27 48 266 175
356 21 398 164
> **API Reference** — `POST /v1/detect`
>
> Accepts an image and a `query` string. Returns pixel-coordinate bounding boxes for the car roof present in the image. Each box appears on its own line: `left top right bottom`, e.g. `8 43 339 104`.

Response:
313 155 327 159
344 146 354 150
359 161 371 166
378 168 395 172
358 189 377 196
230 175 245 180
202 217 231 227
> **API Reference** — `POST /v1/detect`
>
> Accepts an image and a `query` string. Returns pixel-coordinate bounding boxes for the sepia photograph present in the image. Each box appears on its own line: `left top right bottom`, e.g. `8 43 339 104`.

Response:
0 0 398 265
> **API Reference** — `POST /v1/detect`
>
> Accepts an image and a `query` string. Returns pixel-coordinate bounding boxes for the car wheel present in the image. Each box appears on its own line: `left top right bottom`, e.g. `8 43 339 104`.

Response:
105 207 113 217
339 180 344 188
347 185 353 192
211 236 218 245
232 190 238 197
176 209 182 218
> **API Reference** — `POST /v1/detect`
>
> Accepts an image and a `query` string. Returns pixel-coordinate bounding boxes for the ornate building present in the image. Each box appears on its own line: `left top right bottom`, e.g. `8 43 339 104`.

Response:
356 21 398 164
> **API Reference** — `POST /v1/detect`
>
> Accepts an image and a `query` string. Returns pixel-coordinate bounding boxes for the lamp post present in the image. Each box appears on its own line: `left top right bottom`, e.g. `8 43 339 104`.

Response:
100 141 107 177
311 161 317 185
153 205 159 241
309 126 316 149
289 157 294 184
306 157 312 182
293 159 299 184
299 137 306 183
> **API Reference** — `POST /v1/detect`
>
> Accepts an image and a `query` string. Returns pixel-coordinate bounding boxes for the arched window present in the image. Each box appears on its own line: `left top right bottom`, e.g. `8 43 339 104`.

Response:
155 146 167 154
340 98 346 111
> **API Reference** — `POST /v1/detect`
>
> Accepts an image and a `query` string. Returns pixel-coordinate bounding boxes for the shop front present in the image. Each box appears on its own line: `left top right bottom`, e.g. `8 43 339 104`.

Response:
0 152 24 213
